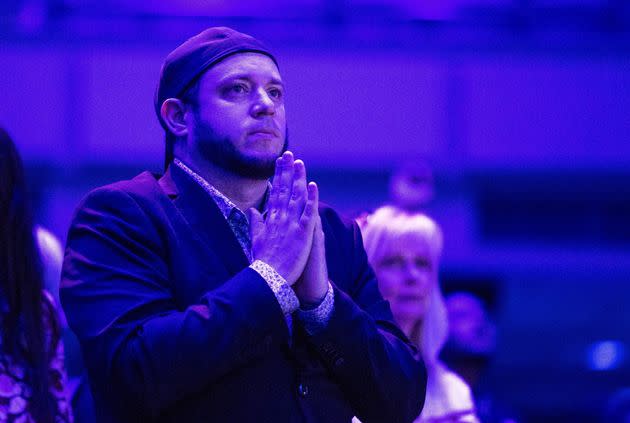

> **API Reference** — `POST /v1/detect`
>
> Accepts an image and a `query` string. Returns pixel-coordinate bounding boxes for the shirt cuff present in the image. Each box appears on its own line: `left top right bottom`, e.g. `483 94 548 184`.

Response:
250 260 299 315
296 281 335 335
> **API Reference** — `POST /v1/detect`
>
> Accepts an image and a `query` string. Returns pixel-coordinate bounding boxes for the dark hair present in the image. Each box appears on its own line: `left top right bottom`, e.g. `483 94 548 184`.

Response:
163 78 201 170
0 128 59 423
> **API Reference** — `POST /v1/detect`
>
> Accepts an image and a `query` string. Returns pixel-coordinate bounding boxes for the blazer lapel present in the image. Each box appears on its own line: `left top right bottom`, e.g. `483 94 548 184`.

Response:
159 165 250 278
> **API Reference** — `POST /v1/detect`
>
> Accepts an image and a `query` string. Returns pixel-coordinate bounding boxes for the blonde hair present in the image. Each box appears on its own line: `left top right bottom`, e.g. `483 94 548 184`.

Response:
359 205 448 366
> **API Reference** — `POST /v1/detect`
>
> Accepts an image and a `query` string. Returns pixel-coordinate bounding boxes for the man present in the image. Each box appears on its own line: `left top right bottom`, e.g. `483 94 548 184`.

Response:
61 27 426 422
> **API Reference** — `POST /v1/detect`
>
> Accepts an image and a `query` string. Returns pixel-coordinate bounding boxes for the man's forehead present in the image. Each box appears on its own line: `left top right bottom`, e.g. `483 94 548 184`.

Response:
208 52 282 81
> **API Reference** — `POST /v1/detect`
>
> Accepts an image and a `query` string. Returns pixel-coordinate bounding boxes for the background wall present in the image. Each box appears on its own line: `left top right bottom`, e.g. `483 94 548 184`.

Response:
1 1 629 421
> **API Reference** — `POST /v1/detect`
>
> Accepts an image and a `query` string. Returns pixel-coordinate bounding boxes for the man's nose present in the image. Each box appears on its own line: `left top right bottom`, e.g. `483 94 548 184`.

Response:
251 89 275 117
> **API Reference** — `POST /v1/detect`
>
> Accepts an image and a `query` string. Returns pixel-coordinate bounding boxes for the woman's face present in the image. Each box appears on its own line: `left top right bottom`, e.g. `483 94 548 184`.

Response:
372 234 434 326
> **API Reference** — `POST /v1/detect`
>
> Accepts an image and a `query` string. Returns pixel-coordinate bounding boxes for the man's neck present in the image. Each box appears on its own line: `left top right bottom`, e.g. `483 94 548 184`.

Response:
179 156 268 212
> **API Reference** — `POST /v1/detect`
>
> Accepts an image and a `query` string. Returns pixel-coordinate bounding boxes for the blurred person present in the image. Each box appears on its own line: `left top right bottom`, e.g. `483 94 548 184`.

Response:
35 227 63 316
0 127 72 422
31 187 96 422
35 218 95 422
354 160 434 229
442 292 497 388
36 220 96 422
360 206 479 423
1 134 94 421
389 161 435 212
60 27 426 422
441 292 518 423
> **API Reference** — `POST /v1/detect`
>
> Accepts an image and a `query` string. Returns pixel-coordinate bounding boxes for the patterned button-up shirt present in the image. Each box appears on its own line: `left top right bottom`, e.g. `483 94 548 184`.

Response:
173 158 333 333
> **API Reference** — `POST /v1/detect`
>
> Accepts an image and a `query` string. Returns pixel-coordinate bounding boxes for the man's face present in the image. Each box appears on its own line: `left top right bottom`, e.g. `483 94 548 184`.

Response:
188 52 287 179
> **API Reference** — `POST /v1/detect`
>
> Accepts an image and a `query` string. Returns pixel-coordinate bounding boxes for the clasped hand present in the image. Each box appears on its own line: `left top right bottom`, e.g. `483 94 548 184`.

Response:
248 151 329 304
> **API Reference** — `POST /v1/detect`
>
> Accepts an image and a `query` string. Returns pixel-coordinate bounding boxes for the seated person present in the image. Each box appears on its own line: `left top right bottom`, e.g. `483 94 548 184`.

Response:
0 127 72 422
360 206 479 423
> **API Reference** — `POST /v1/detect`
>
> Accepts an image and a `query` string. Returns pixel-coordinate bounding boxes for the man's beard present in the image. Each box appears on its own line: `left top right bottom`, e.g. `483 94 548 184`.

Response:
193 117 289 180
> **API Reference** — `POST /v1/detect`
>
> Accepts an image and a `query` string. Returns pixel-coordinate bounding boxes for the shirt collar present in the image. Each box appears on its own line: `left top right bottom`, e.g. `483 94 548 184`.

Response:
173 158 270 220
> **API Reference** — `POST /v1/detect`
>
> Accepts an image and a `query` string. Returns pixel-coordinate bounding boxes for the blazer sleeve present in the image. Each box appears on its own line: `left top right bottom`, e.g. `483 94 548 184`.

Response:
306 210 428 423
60 186 290 418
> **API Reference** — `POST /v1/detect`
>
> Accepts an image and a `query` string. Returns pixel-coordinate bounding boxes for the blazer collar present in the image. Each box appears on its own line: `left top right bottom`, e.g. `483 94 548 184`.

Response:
158 164 250 276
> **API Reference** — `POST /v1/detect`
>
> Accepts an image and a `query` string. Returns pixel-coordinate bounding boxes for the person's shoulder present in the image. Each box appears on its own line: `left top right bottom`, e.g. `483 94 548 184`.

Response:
35 226 63 265
91 171 161 198
434 361 475 403
41 289 59 316
77 171 164 210
318 202 357 232
318 203 367 258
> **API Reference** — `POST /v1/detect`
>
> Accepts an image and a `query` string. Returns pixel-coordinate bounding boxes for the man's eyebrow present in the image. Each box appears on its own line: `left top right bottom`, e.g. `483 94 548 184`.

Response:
218 74 284 87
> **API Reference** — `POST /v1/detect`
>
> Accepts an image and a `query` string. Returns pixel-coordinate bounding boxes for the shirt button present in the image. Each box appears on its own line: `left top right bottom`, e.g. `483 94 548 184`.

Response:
298 383 309 397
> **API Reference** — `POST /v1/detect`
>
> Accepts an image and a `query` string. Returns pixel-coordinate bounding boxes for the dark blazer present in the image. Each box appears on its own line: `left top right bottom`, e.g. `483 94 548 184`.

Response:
60 164 426 423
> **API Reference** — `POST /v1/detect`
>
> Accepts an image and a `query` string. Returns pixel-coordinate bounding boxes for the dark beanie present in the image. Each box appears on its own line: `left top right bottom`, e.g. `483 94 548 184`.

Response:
155 27 278 168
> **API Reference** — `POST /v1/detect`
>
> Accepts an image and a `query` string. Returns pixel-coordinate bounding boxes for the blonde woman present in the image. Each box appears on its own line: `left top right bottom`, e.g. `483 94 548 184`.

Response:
360 206 478 423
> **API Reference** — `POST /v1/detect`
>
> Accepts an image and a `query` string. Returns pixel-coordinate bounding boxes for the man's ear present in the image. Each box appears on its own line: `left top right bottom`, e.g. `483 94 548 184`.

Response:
160 98 189 138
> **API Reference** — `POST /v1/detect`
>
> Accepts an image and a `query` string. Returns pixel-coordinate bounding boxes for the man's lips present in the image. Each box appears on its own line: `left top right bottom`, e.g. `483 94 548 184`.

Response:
248 128 280 137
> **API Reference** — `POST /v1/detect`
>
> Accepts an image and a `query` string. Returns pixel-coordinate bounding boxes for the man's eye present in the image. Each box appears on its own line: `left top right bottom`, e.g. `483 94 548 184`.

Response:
224 84 248 96
232 84 246 93
269 88 283 99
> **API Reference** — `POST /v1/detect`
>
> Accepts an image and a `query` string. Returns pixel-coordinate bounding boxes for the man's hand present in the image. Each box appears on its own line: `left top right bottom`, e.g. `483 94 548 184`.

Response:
248 151 318 286
294 212 329 305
